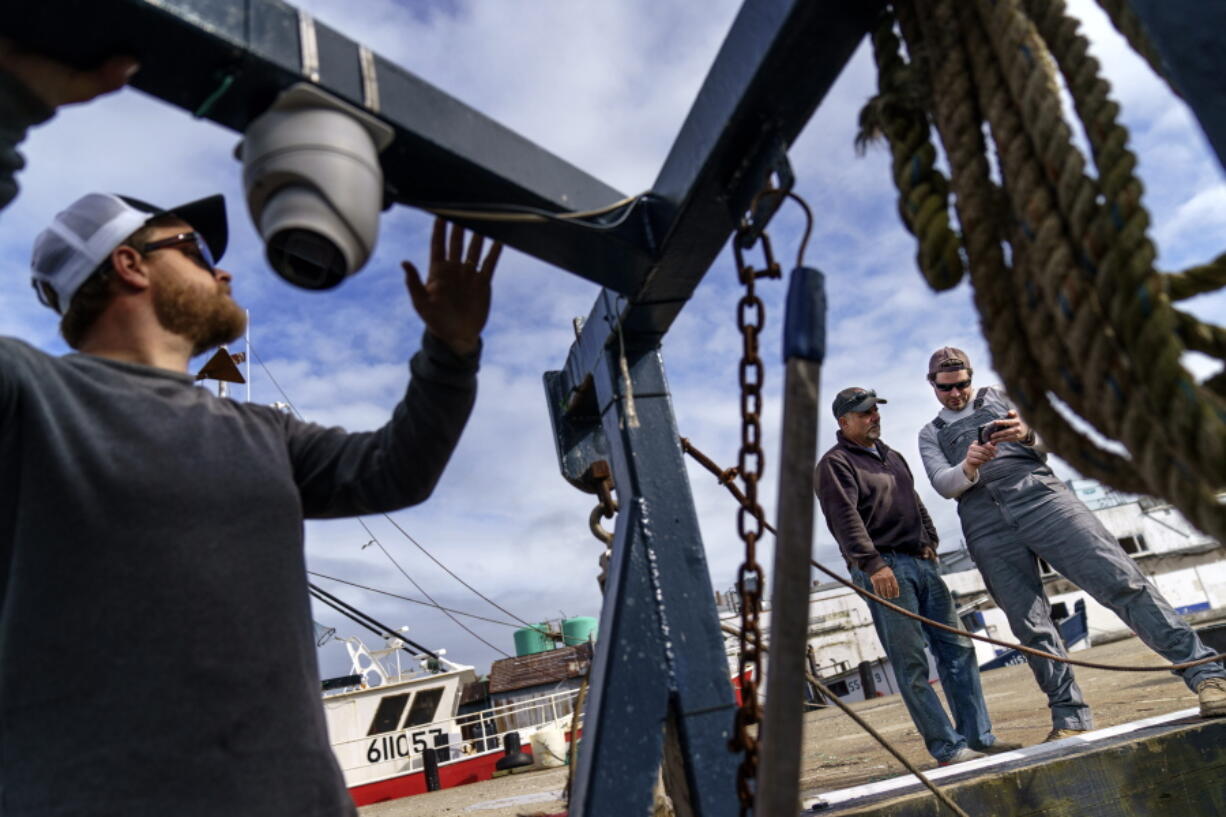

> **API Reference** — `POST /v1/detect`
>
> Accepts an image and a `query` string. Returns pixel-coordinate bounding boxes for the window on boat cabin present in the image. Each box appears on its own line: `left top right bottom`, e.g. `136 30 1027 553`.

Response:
959 610 985 633
1050 602 1069 621
367 694 411 736
1118 534 1147 555
825 678 850 698
403 686 445 728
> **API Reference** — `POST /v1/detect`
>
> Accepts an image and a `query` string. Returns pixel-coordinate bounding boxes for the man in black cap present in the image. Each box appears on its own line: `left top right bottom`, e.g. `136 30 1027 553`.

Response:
919 347 1226 741
0 189 500 816
816 387 1019 766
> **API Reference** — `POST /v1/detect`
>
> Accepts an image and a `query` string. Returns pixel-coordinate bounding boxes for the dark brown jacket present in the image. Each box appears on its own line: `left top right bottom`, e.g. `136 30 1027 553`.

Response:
815 431 938 575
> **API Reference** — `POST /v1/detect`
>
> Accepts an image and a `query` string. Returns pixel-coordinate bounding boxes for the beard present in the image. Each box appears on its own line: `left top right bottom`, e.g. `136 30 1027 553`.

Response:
944 393 969 410
151 271 247 357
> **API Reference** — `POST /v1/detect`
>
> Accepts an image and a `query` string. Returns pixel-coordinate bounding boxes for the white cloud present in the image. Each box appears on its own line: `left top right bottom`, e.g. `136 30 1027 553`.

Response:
5 0 1224 675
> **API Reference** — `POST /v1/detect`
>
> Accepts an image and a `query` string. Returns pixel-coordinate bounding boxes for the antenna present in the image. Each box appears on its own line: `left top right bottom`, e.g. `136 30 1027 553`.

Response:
245 310 252 403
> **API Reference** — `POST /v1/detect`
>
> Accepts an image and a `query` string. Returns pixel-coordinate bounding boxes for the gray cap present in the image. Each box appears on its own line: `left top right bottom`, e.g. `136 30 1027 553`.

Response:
927 346 973 379
31 192 227 314
833 387 887 418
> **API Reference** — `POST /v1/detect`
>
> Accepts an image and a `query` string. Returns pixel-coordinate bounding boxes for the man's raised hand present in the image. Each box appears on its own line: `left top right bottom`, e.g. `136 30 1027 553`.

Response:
404 218 502 356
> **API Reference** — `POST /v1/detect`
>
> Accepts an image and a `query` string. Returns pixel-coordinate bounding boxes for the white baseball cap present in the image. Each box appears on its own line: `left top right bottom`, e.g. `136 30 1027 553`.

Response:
30 192 227 314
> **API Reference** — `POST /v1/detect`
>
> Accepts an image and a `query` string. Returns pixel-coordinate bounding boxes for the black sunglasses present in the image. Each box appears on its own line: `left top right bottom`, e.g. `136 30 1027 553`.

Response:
933 379 972 392
140 232 216 275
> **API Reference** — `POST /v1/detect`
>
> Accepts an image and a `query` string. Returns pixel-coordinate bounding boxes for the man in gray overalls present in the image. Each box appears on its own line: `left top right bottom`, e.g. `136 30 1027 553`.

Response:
918 347 1226 740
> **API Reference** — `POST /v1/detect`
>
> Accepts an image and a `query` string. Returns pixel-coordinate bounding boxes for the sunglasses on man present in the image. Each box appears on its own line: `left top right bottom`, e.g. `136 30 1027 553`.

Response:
933 379 972 392
139 231 217 275
32 232 219 314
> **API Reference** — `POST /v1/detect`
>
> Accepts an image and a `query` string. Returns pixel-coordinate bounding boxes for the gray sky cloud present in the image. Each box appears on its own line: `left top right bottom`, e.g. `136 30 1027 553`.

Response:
4 0 1223 679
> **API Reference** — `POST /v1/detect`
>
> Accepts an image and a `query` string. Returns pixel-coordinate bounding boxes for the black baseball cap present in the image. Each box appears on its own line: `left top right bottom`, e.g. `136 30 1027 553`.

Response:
832 387 887 418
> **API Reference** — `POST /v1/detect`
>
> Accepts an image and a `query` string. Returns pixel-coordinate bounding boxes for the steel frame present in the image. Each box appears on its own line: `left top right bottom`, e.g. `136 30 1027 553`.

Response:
0 1 878 814
11 1 1223 815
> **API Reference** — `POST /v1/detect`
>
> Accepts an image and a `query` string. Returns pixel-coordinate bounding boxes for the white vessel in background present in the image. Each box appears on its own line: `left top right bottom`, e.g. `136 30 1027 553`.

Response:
319 623 590 806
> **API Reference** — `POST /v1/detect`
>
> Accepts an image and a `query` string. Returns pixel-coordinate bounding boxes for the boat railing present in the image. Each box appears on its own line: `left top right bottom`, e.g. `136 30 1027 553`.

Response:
333 687 581 778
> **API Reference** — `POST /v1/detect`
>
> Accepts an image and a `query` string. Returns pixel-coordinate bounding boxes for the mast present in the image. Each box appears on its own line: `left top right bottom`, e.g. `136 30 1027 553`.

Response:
245 309 252 403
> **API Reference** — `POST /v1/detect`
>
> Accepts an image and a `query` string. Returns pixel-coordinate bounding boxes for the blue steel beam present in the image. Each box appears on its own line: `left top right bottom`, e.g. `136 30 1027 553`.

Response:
1 0 655 295
3 0 883 305
556 0 884 407
548 4 883 814
550 302 739 816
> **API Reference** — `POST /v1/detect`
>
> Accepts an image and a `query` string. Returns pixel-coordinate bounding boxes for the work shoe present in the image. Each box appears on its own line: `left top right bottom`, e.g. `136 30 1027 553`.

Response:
1043 727 1087 743
1197 677 1226 717
977 739 1023 754
938 746 985 766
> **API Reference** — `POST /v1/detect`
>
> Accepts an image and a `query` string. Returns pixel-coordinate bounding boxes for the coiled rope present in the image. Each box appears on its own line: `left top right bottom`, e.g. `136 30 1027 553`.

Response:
858 0 1226 541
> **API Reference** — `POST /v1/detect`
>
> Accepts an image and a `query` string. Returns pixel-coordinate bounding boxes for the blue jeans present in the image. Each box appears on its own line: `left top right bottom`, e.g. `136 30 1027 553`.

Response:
851 552 997 762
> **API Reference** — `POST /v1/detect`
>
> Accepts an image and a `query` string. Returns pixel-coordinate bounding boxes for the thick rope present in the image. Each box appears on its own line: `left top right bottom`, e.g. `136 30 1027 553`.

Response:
860 0 1226 541
804 672 971 817
857 10 964 291
719 617 971 817
1167 252 1226 303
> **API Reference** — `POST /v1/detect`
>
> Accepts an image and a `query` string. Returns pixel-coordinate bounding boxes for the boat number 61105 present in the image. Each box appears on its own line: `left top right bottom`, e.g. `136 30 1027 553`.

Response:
367 727 445 763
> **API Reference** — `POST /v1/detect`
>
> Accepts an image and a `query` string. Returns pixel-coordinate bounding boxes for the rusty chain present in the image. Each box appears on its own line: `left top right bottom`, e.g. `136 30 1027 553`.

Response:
584 461 619 592
728 226 781 814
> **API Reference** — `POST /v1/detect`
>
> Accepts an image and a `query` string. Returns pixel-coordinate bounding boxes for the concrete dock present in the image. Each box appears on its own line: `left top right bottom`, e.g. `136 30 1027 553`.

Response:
359 636 1222 816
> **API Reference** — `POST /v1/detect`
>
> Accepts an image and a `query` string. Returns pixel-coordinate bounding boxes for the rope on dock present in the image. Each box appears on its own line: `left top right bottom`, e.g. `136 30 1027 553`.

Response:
682 437 1226 673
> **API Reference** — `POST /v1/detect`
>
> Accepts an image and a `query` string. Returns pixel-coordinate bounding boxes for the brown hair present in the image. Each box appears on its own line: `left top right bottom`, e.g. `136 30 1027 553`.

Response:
59 215 183 349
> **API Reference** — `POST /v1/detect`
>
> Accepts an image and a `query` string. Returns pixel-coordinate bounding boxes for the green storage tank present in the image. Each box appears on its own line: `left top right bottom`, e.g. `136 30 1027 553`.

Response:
513 623 553 656
562 616 598 647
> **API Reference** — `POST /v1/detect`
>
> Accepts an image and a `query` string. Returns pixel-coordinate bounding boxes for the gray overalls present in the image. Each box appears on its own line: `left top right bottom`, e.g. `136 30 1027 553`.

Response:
934 389 1224 730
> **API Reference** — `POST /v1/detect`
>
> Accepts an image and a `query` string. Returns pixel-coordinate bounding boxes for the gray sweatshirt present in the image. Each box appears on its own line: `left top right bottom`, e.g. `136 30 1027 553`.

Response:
0 334 478 816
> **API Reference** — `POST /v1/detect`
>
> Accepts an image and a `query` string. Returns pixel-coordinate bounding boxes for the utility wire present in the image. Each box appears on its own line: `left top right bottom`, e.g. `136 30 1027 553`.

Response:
380 513 534 628
411 193 645 228
308 584 437 659
357 517 511 658
248 341 516 657
309 581 437 656
247 344 302 418
308 570 522 629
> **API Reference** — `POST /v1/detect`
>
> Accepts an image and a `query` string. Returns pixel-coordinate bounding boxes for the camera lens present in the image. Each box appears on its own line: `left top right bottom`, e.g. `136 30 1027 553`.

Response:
257 184 352 289
241 85 394 289
266 228 347 289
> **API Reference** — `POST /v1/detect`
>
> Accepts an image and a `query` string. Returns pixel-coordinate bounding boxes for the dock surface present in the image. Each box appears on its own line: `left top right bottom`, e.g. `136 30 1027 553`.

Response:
359 636 1218 816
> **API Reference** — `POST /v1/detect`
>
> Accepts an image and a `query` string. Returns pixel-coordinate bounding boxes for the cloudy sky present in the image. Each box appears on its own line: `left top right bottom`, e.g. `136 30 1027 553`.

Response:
5 0 1223 678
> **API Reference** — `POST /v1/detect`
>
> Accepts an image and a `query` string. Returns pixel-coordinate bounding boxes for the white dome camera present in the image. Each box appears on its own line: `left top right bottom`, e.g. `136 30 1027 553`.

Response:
239 84 394 289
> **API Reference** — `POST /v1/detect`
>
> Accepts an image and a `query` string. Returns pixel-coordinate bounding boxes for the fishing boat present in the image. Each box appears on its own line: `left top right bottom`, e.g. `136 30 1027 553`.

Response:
320 627 587 806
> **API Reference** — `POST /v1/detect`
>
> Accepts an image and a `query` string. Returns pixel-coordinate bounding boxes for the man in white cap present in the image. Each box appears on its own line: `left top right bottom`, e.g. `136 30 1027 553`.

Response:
1 187 499 816
816 387 1020 766
919 347 1226 741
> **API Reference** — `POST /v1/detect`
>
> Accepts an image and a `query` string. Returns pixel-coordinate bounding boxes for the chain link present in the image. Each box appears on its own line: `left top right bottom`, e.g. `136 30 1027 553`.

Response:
728 229 780 815
584 461 619 592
